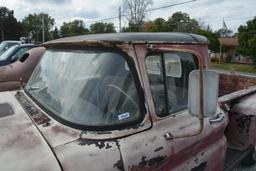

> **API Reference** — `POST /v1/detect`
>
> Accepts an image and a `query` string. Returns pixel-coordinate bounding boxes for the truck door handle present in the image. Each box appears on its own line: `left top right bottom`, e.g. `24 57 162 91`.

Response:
209 113 225 124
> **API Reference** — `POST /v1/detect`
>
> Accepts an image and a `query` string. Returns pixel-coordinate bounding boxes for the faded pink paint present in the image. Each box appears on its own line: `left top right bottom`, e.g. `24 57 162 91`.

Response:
0 47 45 92
0 33 256 171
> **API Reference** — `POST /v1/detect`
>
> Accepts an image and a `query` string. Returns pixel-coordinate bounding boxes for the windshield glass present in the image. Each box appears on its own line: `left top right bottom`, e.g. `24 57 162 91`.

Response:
26 49 142 128
0 42 7 52
0 45 18 61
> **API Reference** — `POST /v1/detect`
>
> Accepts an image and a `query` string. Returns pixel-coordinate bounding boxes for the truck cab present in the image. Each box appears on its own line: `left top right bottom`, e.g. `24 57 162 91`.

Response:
0 33 255 171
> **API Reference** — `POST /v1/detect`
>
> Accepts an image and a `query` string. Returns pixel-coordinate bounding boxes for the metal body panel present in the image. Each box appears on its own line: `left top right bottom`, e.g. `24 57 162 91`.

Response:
0 44 38 67
0 47 45 92
44 33 208 47
53 139 123 171
0 33 237 170
226 93 256 149
0 92 61 171
0 81 20 92
172 136 227 171
232 93 256 115
14 91 81 148
119 110 228 170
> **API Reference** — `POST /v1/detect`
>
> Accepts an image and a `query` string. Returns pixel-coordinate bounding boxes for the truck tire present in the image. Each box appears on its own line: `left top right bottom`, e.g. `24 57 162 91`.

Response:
241 150 256 166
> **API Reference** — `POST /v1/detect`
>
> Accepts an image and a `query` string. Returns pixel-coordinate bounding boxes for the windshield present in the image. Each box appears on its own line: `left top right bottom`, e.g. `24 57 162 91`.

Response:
0 45 18 61
0 42 19 56
26 49 142 129
0 42 7 52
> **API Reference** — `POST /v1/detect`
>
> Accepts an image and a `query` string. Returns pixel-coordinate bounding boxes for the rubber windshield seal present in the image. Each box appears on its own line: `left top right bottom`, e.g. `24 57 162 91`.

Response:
24 46 146 131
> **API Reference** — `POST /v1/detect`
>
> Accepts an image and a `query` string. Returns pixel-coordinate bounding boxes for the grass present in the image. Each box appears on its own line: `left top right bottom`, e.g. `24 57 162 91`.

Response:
210 62 256 74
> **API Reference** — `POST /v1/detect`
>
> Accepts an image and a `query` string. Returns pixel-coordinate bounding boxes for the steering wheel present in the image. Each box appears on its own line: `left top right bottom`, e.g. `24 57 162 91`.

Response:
99 84 139 123
105 84 138 109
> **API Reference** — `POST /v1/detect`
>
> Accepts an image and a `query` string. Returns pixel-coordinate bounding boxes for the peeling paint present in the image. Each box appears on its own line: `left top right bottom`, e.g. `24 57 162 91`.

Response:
191 162 207 171
138 155 167 169
113 153 125 171
154 147 164 152
236 114 252 135
15 92 51 125
78 139 114 150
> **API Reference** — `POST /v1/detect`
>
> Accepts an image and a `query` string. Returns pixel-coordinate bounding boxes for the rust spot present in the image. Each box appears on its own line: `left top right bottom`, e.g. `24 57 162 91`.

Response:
15 92 51 125
114 157 124 171
78 139 114 149
96 131 112 135
138 155 167 169
191 161 207 171
235 114 252 136
154 147 164 152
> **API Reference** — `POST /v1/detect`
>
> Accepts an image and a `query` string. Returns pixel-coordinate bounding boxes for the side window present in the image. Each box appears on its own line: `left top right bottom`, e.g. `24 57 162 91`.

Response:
16 47 29 59
146 52 198 117
146 55 167 114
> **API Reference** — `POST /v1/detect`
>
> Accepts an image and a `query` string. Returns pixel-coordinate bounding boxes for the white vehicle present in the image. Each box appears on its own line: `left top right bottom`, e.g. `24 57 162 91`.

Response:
0 40 22 56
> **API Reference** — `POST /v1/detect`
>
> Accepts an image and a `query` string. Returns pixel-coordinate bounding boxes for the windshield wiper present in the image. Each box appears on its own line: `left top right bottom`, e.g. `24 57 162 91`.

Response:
27 86 40 91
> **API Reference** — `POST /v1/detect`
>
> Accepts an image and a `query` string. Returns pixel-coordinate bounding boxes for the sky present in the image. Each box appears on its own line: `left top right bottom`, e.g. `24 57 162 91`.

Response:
0 0 255 32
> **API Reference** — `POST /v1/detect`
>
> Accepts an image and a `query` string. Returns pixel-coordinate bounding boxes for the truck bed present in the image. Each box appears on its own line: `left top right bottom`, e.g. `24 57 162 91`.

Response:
218 72 256 170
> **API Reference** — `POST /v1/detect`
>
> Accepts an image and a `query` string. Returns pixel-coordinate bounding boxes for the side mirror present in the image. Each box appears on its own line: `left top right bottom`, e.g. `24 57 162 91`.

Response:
188 70 219 118
19 53 29 63
11 55 19 62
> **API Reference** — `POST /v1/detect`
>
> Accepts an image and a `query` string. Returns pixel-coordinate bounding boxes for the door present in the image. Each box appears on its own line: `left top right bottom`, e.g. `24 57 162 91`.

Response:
119 49 228 171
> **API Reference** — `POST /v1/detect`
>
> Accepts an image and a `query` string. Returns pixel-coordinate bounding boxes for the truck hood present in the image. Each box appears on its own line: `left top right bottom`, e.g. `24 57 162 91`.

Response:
0 91 61 171
12 91 124 171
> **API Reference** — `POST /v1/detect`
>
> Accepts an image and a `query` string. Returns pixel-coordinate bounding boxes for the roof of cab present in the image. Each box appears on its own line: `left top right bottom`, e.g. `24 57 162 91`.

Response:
43 32 208 47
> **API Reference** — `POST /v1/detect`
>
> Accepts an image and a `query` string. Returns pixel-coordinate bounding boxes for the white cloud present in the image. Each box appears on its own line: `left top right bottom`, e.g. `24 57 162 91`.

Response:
0 0 255 32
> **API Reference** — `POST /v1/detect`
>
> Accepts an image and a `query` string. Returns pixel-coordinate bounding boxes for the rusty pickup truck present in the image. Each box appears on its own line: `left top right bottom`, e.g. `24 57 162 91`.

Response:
0 33 256 171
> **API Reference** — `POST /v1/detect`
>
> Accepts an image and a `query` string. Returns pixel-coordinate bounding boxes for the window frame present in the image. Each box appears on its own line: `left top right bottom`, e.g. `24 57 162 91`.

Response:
145 50 199 117
24 46 147 131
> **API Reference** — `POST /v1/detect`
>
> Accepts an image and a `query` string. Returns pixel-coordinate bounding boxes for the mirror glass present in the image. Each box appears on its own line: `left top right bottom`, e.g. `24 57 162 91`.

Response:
11 55 18 62
188 70 219 118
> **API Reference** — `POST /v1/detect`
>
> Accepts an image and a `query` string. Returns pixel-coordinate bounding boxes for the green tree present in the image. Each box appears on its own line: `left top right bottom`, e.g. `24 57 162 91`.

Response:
216 28 233 38
0 6 23 41
90 22 116 33
167 12 200 33
60 20 89 37
51 27 60 39
237 17 256 66
197 29 220 52
145 18 169 32
22 13 55 43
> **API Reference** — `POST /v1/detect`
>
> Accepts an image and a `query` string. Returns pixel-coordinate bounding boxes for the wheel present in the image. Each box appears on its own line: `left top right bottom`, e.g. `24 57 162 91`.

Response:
241 149 256 166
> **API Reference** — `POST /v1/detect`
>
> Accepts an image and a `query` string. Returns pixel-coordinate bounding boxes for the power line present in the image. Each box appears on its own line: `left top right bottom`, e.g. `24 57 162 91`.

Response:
84 0 197 25
86 16 118 24
110 16 256 30
203 16 255 22
146 0 196 12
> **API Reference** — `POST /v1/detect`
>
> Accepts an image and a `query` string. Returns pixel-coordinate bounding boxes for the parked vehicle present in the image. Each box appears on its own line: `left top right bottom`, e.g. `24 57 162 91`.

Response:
0 47 45 92
0 40 21 56
0 44 38 67
0 33 256 171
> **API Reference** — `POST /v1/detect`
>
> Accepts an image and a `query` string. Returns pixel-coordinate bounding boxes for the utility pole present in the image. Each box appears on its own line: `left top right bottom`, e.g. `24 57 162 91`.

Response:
1 30 3 41
219 42 222 63
42 15 45 43
119 6 122 32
